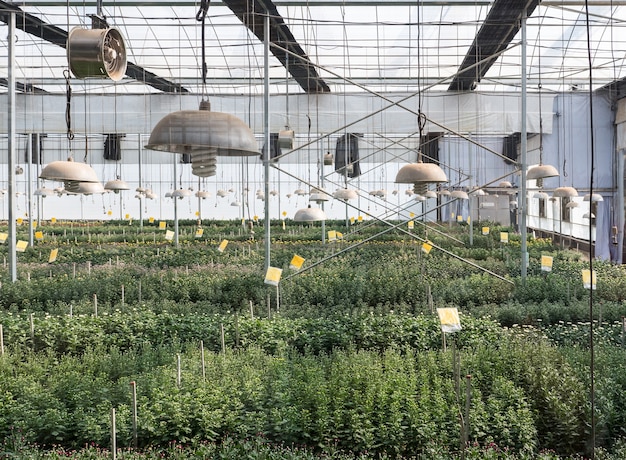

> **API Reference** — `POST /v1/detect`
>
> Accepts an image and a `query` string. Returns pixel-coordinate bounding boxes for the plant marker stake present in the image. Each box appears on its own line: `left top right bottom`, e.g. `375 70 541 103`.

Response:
276 285 280 313
267 293 271 319
69 305 73 318
27 272 30 282
73 262 76 279
94 294 98 317
116 255 119 266
462 375 472 458
0 324 4 355
130 381 138 448
200 341 206 382
176 354 181 388
220 323 225 354
121 284 125 307
235 313 240 348
138 280 142 303
622 317 625 349
427 284 433 313
87 260 91 276
110 408 117 460
249 300 254 319
30 313 34 351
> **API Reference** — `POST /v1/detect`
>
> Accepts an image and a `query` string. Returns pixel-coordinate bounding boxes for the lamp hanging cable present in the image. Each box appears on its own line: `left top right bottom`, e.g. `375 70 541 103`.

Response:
64 69 74 146
196 0 210 100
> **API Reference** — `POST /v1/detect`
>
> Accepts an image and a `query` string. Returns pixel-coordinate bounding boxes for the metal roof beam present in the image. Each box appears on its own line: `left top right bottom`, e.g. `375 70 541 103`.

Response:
222 0 330 94
0 1 189 94
448 0 539 92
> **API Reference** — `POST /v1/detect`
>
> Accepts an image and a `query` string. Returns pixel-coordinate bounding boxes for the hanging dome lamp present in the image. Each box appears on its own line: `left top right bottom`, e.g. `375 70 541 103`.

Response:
334 188 358 200
144 0 258 177
195 190 211 199
104 178 130 193
40 158 101 194
583 193 604 202
395 159 447 196
294 205 327 222
450 190 469 200
527 163 559 188
553 186 578 198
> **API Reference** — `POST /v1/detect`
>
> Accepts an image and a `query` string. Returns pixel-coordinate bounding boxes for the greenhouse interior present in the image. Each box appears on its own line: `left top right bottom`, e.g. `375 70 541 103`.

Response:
0 0 624 262
2 0 626 458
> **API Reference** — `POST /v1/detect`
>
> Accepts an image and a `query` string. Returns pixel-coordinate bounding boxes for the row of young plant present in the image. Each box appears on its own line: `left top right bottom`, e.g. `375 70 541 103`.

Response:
0 255 623 324
2 331 619 457
2 309 626 356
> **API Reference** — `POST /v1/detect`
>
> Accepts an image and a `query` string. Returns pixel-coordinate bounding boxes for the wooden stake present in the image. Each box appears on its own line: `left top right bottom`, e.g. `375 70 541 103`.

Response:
220 323 225 354
93 294 98 317
249 300 254 319
121 284 125 307
200 341 206 382
30 313 35 351
0 324 4 355
130 381 138 449
110 408 117 460
176 353 181 388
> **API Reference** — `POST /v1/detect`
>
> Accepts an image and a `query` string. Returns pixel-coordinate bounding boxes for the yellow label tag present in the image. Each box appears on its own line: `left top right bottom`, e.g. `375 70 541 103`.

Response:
49 248 58 263
409 212 415 218
0 233 7 243
482 226 490 235
159 221 167 230
125 213 130 220
421 241 433 254
350 217 355 224
217 239 229 253
264 267 283 286
164 230 174 241
541 255 553 272
16 218 23 225
357 216 363 222
437 308 462 333
253 215 259 222
35 231 44 241
582 269 597 290
457 215 463 222
337 232 344 240
500 232 509 243
149 217 155 223
282 211 287 217
328 230 337 242
51 217 57 224
16 240 28 252
195 228 204 238
289 254 305 270
408 221 414 230
107 210 113 216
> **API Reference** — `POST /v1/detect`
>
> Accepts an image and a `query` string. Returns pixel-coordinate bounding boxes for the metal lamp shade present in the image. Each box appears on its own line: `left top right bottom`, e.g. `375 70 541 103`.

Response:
195 190 211 199
172 188 193 199
533 191 549 199
553 186 578 198
450 190 469 200
566 201 579 208
145 105 259 157
583 193 604 202
40 160 100 183
395 162 447 195
527 164 559 180
104 179 130 193
294 206 326 222
67 181 105 195
498 181 513 188
34 186 54 197
334 188 358 200
423 190 437 199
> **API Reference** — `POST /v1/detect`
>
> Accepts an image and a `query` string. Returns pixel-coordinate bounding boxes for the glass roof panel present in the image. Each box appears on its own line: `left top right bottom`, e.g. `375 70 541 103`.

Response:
0 1 625 95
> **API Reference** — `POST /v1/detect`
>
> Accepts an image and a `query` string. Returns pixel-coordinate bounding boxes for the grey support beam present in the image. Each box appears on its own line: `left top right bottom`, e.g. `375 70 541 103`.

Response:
222 0 330 94
448 0 539 92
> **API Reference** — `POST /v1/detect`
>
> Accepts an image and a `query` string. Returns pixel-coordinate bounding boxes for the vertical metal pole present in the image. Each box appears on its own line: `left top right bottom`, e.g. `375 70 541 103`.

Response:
617 149 624 263
263 10 271 271
36 134 42 226
138 134 143 228
8 12 17 283
27 135 34 247
173 157 179 247
520 8 528 280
